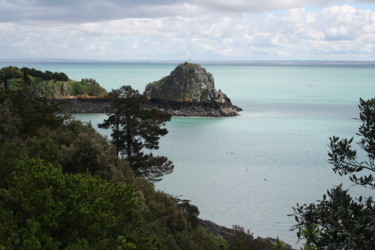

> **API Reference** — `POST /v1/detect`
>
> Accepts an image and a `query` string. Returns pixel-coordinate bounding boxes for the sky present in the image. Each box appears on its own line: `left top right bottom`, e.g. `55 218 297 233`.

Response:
1 0 375 61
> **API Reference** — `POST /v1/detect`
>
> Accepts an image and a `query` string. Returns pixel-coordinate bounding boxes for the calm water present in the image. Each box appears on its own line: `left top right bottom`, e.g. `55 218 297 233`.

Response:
2 61 374 247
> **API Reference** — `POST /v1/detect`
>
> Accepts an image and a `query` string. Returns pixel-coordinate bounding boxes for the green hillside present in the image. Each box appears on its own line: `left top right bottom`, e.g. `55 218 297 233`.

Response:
0 66 107 97
0 85 280 250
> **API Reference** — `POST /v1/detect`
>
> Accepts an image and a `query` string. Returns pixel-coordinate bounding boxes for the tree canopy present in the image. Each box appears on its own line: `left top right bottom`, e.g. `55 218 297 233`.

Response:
99 85 174 182
0 158 139 249
0 66 20 89
292 98 375 249
0 78 280 250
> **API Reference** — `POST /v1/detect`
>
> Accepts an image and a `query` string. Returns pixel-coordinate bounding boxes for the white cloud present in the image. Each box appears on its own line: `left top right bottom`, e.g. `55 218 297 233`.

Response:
1 5 375 60
1 0 373 22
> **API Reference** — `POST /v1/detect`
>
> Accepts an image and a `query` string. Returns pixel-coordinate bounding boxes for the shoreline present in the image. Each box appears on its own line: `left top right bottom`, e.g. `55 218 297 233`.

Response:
198 219 294 250
52 97 242 117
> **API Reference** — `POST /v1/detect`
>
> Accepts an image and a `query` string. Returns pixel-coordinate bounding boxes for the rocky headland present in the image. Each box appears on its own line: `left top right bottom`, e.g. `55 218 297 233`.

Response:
48 63 242 116
144 62 242 117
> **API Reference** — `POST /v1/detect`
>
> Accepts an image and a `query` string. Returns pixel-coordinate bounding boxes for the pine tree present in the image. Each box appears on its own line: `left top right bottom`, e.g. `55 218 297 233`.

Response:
99 85 174 182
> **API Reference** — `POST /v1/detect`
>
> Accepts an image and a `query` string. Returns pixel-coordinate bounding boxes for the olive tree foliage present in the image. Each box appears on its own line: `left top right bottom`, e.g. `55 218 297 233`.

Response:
292 98 375 249
99 85 174 182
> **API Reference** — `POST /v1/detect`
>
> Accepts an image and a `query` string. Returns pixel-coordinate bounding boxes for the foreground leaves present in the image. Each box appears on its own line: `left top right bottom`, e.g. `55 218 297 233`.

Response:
292 98 375 249
0 158 139 249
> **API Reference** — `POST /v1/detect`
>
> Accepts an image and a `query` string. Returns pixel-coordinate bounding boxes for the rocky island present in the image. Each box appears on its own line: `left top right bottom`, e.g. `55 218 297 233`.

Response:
144 62 242 117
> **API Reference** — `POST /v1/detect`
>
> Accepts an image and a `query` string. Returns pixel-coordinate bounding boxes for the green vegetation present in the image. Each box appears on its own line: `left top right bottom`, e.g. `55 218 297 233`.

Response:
0 82 277 249
99 85 174 183
0 66 107 97
0 158 139 249
292 98 375 249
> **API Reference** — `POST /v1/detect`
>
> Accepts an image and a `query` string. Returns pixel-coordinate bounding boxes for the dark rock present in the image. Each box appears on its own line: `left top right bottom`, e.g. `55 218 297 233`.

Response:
51 98 111 113
60 82 71 96
54 97 242 117
198 219 237 241
144 62 241 117
145 99 241 117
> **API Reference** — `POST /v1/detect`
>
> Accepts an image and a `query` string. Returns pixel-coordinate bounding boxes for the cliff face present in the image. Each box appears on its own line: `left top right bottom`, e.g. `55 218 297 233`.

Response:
144 62 241 116
41 78 107 98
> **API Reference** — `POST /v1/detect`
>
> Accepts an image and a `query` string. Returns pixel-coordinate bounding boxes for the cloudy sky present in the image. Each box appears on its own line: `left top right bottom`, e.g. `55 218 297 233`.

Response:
1 0 375 61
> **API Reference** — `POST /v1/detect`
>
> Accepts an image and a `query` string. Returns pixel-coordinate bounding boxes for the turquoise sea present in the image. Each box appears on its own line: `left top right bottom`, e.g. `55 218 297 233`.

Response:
2 61 374 247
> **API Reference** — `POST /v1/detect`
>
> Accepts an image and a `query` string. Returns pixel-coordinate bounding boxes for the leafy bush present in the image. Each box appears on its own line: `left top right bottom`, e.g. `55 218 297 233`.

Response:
292 98 375 249
0 83 281 250
0 158 139 249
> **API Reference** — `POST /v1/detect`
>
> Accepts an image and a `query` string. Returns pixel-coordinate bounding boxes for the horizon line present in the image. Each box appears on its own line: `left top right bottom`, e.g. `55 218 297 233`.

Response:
1 58 375 65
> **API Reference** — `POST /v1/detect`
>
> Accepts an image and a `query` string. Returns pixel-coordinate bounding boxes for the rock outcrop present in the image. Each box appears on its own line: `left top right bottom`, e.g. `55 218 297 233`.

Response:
198 219 294 250
144 62 241 117
51 98 110 113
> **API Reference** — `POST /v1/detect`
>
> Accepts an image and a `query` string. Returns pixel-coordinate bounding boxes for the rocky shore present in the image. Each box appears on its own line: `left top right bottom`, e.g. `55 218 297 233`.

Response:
198 219 294 250
51 97 111 113
145 99 241 117
54 97 242 117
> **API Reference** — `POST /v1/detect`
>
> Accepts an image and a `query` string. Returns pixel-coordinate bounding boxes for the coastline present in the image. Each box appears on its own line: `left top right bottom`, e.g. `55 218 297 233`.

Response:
53 97 242 117
51 97 111 113
198 219 294 250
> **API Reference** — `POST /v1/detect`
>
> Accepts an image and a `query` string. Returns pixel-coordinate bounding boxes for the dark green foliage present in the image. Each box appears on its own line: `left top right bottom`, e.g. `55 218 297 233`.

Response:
55 120 132 182
99 85 174 182
191 227 228 250
0 88 65 138
135 178 191 247
0 80 267 250
226 225 277 250
0 92 61 141
0 158 139 249
135 178 228 250
0 98 22 140
174 198 200 229
293 186 375 249
53 72 69 81
0 142 20 188
21 67 69 81
0 66 21 89
292 98 375 249
273 238 287 250
329 98 375 189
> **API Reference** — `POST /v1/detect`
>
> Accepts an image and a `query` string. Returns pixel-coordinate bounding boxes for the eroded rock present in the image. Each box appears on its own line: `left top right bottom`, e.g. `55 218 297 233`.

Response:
144 62 241 117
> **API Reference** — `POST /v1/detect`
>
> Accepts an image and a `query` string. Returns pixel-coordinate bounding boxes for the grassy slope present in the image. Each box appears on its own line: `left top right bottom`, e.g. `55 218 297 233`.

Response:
2 66 107 98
